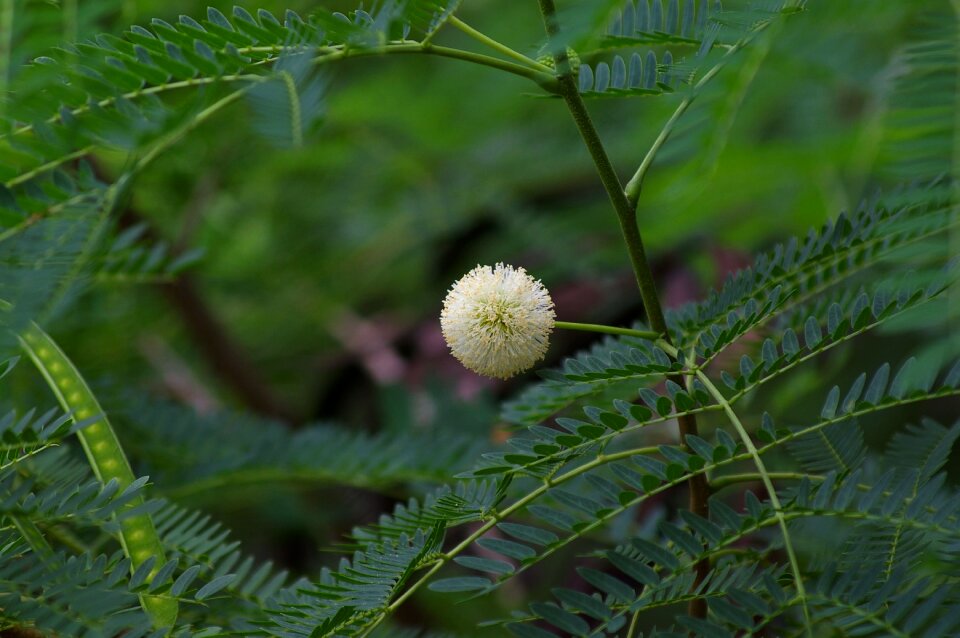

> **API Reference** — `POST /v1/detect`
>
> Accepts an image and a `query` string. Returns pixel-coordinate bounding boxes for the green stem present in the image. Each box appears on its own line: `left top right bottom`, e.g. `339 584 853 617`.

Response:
0 191 94 244
624 95 693 209
446 15 553 72
18 323 177 629
623 21 774 208
41 522 92 555
0 444 54 472
536 0 711 616
10 74 264 138
11 516 55 561
711 471 810 490
691 363 812 634
952 0 960 355
278 71 302 147
4 146 94 189
625 610 641 638
623 66 717 208
715 473 960 525
129 88 250 176
554 321 659 340
307 41 558 90
546 75 667 333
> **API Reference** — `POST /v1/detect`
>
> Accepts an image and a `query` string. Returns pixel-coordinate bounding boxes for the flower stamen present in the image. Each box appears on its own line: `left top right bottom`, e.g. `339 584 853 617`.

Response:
440 263 555 379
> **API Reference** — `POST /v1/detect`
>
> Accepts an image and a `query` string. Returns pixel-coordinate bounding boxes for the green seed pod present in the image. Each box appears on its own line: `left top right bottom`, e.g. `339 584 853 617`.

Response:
19 322 178 629
537 47 581 74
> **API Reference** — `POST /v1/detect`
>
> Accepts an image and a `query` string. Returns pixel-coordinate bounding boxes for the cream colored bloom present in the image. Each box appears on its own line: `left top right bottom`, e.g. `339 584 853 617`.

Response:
440 263 555 379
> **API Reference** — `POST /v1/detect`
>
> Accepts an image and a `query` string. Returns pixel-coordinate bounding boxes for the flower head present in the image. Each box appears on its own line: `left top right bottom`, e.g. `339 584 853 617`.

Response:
440 263 555 379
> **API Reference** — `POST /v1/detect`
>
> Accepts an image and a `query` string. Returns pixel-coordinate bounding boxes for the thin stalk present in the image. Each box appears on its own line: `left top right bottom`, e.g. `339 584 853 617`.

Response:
554 320 659 340
536 0 711 616
952 0 960 355
41 523 92 555
623 21 774 208
626 610 641 638
0 191 95 244
544 73 667 333
10 74 264 138
623 64 719 208
0 444 53 471
691 364 812 634
447 15 553 73
711 471 810 490
278 71 303 147
11 516 55 561
307 41 557 90
709 474 956 524
4 146 94 189
625 95 692 209
129 88 251 176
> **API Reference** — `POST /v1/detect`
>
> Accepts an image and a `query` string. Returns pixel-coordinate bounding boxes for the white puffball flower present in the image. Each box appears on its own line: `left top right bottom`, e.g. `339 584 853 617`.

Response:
441 263 556 379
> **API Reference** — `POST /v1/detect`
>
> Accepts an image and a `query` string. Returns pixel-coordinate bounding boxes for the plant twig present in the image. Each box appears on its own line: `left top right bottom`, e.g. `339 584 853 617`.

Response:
623 20 776 207
689 362 813 634
303 40 558 90
710 471 809 490
446 15 553 73
626 610 641 638
536 0 712 617
554 321 659 339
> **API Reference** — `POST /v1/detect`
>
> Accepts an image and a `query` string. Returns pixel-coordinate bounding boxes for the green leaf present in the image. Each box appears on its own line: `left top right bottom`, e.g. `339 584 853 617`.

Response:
528 505 576 531
631 537 680 571
428 577 492 593
529 602 590 636
552 587 611 621
576 567 634 602
508 624 557 638
454 556 515 575
606 551 659 586
476 538 536 561
498 522 559 547
804 316 822 348
170 565 203 597
129 555 158 590
195 574 237 600
821 386 840 419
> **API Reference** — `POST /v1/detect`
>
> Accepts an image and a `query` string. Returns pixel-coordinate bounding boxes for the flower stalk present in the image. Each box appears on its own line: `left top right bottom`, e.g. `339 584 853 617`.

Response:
554 321 660 340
